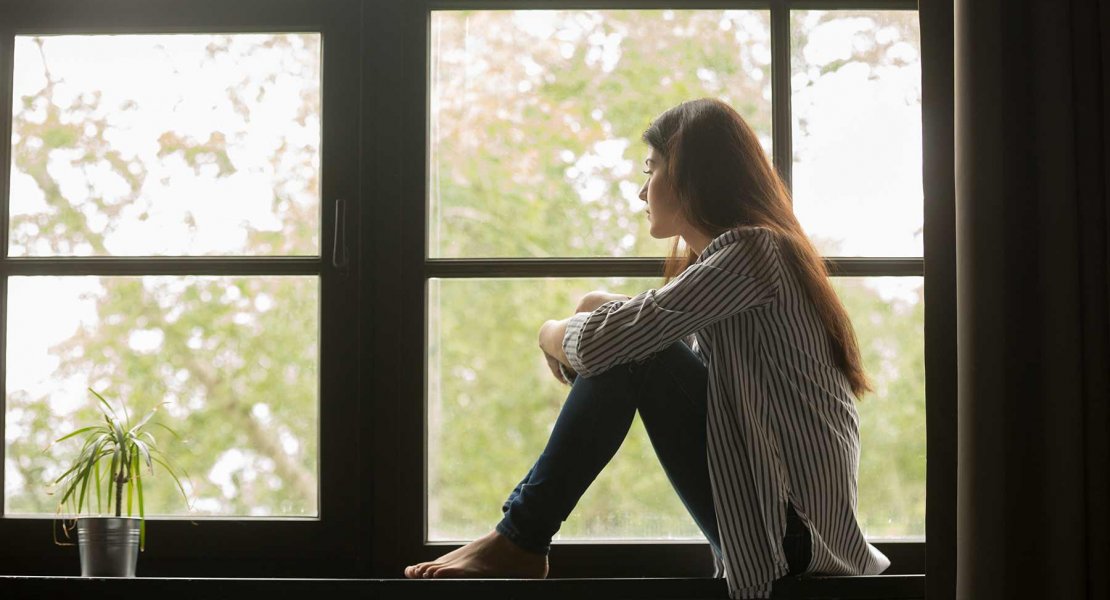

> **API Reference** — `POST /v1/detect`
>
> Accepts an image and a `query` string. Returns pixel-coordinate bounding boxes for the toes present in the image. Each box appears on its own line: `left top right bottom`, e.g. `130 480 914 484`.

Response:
431 567 457 578
407 562 434 578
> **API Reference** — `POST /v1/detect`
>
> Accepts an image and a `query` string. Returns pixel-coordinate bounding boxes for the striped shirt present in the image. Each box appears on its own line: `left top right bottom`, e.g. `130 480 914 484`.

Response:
562 226 890 599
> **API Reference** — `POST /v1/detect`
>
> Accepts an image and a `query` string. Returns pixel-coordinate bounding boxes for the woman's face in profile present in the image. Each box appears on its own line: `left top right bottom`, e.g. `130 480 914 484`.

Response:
638 147 685 239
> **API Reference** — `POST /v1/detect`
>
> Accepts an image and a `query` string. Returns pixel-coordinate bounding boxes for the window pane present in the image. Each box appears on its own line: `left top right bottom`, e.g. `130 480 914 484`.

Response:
428 275 924 541
4 276 319 517
429 10 772 259
791 11 922 257
833 276 925 539
427 277 702 540
8 34 321 257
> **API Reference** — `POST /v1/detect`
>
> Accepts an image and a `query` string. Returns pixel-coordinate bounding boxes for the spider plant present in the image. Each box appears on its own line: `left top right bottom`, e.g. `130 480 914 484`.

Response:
49 388 189 550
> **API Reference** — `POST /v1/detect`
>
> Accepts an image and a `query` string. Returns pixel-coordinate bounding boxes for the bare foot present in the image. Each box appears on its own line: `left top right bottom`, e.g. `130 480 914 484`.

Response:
404 530 549 579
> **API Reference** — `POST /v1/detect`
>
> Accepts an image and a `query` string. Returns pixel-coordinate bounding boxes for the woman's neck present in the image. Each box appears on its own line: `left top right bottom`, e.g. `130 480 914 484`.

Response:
682 228 714 257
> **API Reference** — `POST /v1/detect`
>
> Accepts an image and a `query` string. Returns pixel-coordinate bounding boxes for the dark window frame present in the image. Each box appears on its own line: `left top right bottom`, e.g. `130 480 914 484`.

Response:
0 0 957 583
0 0 365 577
374 0 943 580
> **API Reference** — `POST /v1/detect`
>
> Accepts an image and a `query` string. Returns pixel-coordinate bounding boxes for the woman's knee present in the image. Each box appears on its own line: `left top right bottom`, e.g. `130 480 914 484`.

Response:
632 343 708 412
574 343 701 398
633 342 702 376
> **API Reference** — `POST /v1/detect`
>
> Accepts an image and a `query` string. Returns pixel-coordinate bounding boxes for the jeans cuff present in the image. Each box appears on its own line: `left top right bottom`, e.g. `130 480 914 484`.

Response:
495 516 551 556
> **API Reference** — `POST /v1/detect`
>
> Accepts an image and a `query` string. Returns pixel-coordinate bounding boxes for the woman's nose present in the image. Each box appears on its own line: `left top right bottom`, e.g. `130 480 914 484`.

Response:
638 182 648 202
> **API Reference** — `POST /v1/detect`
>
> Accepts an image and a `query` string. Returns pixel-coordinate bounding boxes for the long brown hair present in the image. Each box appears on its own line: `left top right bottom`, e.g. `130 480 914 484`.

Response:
642 98 871 398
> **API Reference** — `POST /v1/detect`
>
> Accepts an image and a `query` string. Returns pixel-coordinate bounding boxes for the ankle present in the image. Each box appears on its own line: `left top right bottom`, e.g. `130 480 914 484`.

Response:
492 530 548 558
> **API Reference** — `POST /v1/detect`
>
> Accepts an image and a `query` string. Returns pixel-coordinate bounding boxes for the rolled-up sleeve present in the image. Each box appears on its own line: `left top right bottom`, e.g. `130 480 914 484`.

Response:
562 234 780 377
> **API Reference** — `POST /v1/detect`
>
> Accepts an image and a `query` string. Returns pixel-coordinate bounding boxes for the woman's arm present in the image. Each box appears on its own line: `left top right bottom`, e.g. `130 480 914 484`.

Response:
563 231 781 378
538 291 631 383
538 292 631 367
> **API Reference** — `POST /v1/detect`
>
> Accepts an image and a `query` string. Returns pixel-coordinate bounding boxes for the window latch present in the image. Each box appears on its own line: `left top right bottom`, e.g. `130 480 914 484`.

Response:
332 198 350 274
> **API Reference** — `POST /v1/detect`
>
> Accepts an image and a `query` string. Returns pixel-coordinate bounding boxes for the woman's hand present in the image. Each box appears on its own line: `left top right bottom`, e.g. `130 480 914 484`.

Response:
539 320 574 384
539 319 569 364
543 350 573 385
576 290 632 313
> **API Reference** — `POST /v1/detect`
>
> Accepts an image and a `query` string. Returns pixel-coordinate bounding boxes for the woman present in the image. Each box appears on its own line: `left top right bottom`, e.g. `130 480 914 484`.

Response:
404 98 890 598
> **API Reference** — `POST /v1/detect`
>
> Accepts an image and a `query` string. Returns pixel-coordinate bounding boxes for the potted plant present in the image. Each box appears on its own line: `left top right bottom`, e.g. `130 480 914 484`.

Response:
48 388 190 577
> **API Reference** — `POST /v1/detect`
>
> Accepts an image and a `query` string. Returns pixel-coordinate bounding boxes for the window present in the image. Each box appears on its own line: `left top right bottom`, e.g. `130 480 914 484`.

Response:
1 0 949 581
418 3 924 576
0 0 361 575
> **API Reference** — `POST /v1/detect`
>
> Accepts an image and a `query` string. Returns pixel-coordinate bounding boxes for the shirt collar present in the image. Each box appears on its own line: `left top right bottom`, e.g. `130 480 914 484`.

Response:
695 228 745 264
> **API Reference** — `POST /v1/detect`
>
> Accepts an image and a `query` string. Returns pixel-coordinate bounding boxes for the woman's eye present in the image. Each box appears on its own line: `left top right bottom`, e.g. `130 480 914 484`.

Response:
642 170 652 175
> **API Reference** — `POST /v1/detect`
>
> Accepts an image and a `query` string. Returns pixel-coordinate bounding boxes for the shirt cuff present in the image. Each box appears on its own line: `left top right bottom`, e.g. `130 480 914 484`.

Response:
561 311 590 376
558 362 578 384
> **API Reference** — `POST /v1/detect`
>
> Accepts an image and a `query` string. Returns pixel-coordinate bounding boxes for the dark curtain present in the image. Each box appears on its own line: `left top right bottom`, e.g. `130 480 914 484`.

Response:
954 0 1109 598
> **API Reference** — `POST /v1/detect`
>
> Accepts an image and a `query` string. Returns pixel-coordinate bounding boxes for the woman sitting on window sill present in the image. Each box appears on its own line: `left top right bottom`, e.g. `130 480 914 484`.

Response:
404 98 890 600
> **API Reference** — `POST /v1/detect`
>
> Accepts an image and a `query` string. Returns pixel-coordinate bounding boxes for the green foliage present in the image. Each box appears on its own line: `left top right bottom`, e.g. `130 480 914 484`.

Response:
834 278 926 537
5 12 925 546
49 388 189 550
429 277 703 540
427 9 925 541
6 34 320 518
157 131 237 177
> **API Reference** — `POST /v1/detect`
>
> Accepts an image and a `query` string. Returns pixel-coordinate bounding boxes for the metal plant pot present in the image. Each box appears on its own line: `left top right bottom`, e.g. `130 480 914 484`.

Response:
76 517 141 577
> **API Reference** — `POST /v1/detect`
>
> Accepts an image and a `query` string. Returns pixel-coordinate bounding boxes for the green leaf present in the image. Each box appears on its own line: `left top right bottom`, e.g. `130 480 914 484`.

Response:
151 456 190 509
75 443 102 515
131 438 153 472
126 449 135 517
135 461 146 551
119 396 132 431
110 418 127 450
49 425 101 448
148 421 181 441
54 456 90 486
108 448 120 514
94 457 102 514
89 388 120 421
128 403 165 436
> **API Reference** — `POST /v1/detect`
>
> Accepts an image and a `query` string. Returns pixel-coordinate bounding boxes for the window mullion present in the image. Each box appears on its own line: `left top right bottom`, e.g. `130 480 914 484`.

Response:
424 258 925 279
0 257 323 277
771 0 792 196
0 27 11 521
1 31 11 258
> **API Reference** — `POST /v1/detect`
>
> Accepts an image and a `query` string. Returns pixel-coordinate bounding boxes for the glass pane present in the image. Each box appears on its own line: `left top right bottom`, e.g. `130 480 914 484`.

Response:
791 11 922 257
427 277 703 540
429 10 773 258
8 34 321 257
428 275 924 541
4 276 319 517
833 277 925 539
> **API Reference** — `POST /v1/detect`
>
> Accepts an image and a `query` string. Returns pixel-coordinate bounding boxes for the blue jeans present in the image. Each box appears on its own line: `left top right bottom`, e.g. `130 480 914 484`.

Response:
495 342 811 576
